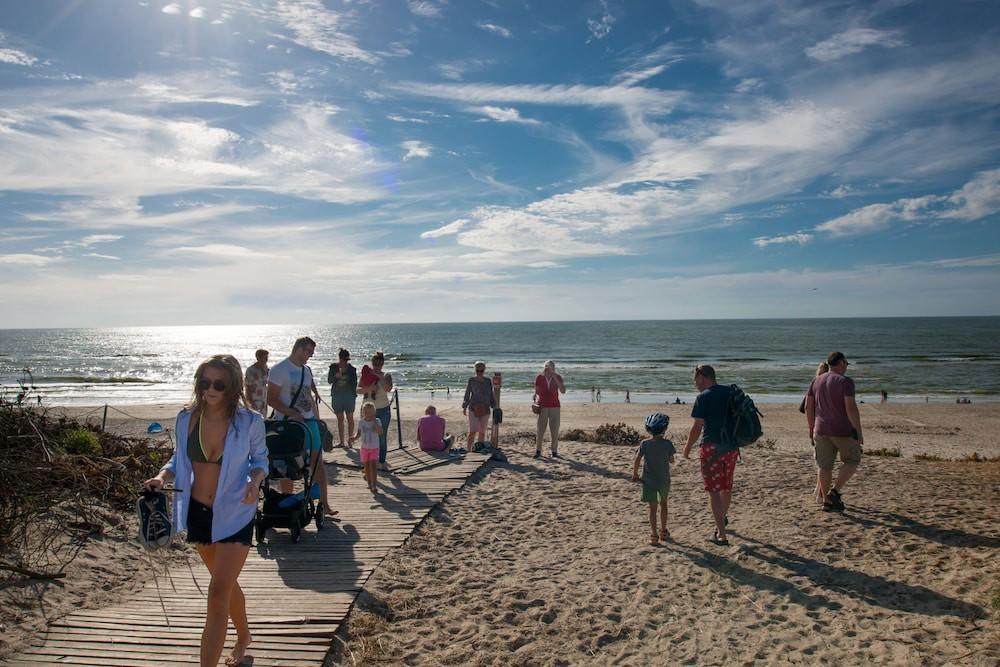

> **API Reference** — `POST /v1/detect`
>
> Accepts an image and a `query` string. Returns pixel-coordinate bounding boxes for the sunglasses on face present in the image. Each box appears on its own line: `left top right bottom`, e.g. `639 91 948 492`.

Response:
197 378 227 392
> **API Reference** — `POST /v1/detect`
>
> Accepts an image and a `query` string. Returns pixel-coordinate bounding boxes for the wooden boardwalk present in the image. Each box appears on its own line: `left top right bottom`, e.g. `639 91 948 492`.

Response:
10 447 492 666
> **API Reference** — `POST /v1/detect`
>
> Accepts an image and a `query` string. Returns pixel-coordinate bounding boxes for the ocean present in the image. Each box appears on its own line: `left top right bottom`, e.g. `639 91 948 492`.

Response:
1 318 998 407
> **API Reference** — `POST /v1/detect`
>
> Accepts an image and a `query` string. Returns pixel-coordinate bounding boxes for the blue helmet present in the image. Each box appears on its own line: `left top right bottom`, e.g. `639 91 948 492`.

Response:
644 412 669 433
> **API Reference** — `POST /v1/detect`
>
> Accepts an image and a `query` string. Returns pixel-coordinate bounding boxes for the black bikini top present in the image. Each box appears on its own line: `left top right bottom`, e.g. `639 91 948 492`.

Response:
188 414 222 464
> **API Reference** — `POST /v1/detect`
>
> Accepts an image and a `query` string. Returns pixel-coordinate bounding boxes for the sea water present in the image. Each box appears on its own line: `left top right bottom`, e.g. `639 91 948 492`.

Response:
1 318 998 406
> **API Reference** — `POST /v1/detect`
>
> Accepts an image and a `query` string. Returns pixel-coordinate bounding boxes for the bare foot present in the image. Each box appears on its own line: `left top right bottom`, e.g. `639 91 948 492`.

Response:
323 505 339 516
225 634 251 666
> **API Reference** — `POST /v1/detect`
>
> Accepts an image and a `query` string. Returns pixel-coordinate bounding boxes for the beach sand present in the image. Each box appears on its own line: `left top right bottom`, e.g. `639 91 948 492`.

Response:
5 401 997 664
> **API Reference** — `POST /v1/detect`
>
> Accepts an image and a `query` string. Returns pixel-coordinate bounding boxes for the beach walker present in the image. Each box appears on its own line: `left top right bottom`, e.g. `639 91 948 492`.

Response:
256 419 323 543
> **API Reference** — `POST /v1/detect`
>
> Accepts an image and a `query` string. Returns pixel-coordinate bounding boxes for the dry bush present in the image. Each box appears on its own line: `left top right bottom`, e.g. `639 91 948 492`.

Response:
594 422 643 447
0 402 169 577
864 447 901 458
562 428 593 442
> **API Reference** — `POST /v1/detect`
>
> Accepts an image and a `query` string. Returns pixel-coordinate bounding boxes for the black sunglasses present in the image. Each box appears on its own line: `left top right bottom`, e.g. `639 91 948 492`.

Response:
197 378 227 392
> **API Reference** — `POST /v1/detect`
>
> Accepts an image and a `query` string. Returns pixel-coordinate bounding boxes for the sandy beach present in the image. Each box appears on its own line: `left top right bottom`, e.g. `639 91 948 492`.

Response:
4 400 998 664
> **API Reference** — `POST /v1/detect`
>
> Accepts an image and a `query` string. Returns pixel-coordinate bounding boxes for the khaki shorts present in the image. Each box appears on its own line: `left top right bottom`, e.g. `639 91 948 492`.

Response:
814 435 862 469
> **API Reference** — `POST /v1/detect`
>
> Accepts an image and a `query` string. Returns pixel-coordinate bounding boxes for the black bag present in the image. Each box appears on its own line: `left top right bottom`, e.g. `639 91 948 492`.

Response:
717 384 763 455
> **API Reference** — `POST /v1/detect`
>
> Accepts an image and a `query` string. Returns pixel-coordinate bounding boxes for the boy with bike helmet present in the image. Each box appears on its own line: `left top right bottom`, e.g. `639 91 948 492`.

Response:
631 412 676 545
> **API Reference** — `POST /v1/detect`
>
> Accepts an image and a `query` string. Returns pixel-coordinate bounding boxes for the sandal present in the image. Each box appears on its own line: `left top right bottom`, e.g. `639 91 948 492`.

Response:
659 528 670 541
709 531 729 546
649 533 659 546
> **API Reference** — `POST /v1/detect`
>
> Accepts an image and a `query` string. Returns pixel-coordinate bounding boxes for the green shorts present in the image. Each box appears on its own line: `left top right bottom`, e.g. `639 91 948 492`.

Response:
641 484 670 503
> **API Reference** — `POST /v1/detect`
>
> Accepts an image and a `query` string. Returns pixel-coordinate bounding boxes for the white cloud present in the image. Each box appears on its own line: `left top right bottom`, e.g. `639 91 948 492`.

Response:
824 184 853 198
401 140 431 161
734 78 763 94
420 219 468 239
752 232 813 248
170 243 271 259
85 252 120 260
386 114 429 124
408 1 442 18
587 0 615 41
393 81 682 114
80 234 123 246
613 65 666 87
806 28 904 62
266 70 299 95
0 253 59 267
476 22 511 38
467 105 540 125
189 7 206 19
161 3 182 15
816 169 1000 237
269 0 379 64
0 48 38 66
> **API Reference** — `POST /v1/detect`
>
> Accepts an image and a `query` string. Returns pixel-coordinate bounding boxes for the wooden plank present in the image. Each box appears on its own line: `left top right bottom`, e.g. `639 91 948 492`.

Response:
13 449 492 666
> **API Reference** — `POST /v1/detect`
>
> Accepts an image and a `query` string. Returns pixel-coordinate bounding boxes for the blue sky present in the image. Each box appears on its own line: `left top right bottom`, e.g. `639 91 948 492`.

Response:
1 0 998 327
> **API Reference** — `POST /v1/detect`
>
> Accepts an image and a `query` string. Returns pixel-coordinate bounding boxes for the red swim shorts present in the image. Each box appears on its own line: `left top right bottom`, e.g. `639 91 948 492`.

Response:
700 442 738 493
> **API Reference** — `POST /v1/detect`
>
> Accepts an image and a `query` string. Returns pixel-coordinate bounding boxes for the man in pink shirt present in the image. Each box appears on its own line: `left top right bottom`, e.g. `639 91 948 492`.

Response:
417 405 453 452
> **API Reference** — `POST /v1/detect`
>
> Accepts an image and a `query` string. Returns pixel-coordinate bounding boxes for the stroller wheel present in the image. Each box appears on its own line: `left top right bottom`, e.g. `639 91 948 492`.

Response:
290 524 301 544
315 513 324 531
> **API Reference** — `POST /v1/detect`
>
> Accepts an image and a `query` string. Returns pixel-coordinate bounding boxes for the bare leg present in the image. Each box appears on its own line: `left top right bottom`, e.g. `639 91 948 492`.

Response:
647 503 658 543
197 542 251 667
709 492 728 541
335 411 346 446
311 450 336 515
818 468 833 498
834 462 859 491
659 500 669 535
466 430 475 450
549 408 560 455
346 411 356 444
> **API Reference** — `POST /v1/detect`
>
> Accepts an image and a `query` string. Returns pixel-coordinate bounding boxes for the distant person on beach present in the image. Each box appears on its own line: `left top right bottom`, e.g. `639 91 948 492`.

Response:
881 389 888 403
591 385 596 403
625 389 631 403
806 351 863 513
267 337 336 516
357 351 394 470
144 354 267 667
417 405 453 452
632 413 675 545
684 364 737 546
533 360 566 458
355 401 382 493
327 348 357 448
462 361 495 452
596 387 602 403
244 349 269 416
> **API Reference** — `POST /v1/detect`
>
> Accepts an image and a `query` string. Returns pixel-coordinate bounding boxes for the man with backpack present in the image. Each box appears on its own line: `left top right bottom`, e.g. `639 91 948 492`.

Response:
805 351 863 512
683 364 738 546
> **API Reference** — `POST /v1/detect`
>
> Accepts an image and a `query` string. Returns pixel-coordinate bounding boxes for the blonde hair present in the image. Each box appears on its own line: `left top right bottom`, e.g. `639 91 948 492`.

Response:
816 362 830 377
188 354 247 419
543 360 555 371
361 400 376 416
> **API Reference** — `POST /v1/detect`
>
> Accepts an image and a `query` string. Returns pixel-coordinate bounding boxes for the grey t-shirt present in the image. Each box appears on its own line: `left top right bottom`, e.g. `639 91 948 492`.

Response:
638 437 676 489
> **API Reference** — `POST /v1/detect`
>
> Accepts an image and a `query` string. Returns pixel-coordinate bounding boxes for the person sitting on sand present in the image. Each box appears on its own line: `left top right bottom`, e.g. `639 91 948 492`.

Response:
632 413 675 545
144 355 267 667
684 364 737 546
462 361 495 452
805 351 863 513
417 405 453 452
244 349 269 416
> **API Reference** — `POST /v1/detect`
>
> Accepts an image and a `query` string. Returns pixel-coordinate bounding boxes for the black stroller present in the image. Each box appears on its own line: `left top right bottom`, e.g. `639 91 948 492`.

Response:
256 419 323 543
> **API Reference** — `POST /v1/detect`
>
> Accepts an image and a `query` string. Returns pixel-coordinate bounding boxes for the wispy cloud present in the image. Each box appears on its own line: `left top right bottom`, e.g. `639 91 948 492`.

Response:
0 47 38 66
401 140 432 161
160 3 182 15
752 232 813 248
0 253 60 267
467 105 540 125
476 22 511 38
189 7 206 19
420 219 467 239
408 1 443 18
586 0 615 42
806 28 904 62
267 0 379 64
169 243 272 259
386 113 429 124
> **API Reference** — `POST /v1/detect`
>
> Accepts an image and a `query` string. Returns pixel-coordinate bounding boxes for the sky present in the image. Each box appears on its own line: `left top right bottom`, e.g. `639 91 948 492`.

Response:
0 0 999 327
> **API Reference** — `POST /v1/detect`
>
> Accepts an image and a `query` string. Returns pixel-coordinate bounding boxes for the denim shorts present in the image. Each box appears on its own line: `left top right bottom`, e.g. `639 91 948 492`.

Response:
186 498 254 545
331 391 357 414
